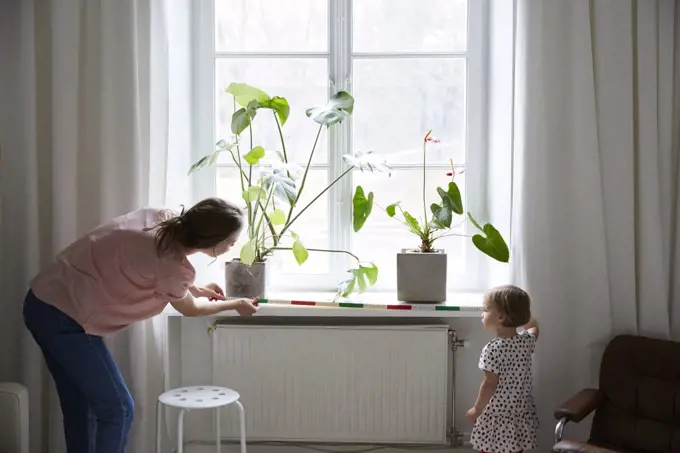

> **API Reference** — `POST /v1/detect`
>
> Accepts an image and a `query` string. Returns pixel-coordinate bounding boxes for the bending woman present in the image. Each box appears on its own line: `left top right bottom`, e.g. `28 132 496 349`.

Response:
23 197 259 453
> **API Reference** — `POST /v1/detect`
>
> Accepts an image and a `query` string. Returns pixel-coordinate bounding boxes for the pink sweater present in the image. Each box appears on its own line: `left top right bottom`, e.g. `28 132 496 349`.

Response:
31 208 195 336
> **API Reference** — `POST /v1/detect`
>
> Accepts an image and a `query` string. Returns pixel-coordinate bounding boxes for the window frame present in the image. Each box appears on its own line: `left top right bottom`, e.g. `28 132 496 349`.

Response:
191 0 491 293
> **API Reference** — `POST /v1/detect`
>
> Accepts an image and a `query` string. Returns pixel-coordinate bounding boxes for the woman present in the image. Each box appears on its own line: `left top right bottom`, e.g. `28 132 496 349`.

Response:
23 197 259 453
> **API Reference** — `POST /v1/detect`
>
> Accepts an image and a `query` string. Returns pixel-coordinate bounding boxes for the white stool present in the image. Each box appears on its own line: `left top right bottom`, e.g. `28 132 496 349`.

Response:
156 386 246 453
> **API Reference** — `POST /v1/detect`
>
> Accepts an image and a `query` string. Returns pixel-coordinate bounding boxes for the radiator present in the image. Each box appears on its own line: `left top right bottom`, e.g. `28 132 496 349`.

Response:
0 382 29 453
212 320 452 444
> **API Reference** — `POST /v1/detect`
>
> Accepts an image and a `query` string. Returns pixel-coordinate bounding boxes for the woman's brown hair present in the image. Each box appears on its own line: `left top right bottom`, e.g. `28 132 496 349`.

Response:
486 285 532 327
147 197 244 254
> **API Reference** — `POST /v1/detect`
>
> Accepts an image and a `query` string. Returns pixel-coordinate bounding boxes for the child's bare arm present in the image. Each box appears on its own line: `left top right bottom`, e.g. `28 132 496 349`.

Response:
473 371 499 413
524 317 539 340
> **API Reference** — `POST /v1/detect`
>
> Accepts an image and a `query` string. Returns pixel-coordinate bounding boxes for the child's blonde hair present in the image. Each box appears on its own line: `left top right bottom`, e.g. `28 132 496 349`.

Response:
486 285 531 327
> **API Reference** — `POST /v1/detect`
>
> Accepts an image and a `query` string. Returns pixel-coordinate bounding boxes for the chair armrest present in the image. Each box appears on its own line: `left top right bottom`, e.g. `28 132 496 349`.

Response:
554 388 603 423
553 440 621 453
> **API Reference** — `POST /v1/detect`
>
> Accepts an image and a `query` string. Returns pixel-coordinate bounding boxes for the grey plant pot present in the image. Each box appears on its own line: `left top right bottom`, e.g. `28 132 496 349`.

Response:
224 259 267 298
396 249 447 303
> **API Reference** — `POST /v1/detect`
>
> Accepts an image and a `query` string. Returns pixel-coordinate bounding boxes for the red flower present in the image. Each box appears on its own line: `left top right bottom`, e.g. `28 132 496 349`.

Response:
446 172 453 176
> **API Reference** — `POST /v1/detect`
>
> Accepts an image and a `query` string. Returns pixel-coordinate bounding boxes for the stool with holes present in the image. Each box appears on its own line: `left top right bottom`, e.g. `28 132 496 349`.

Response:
156 386 246 453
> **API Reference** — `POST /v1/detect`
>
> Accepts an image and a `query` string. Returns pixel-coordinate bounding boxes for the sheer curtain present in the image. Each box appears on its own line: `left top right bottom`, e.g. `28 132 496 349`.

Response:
0 0 191 451
509 0 680 447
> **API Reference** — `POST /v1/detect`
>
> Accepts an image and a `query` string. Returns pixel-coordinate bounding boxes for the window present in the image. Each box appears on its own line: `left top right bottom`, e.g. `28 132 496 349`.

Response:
193 0 488 293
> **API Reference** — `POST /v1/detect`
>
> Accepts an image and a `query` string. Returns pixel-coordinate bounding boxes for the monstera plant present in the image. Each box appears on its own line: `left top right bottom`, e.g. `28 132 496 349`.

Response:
190 83 389 298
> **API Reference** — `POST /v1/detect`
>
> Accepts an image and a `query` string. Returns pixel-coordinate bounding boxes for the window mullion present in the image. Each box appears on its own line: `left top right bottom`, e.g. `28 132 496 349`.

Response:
328 0 353 282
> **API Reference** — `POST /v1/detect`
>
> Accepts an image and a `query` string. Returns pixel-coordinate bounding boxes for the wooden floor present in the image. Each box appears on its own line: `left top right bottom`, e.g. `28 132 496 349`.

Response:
186 445 473 453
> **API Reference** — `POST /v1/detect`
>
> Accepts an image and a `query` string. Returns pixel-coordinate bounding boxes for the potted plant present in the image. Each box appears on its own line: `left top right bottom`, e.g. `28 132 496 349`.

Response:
190 83 388 298
352 130 509 302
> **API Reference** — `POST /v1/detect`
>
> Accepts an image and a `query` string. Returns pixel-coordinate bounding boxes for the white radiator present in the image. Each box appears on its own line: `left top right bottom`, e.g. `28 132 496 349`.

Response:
212 320 452 444
0 382 29 453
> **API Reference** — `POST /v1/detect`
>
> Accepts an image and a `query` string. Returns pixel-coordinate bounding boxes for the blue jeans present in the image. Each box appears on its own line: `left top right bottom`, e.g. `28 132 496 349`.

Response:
23 290 134 453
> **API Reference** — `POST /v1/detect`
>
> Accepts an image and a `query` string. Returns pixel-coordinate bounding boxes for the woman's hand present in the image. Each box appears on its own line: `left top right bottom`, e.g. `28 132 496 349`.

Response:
466 407 478 424
205 282 225 300
191 283 226 301
235 298 259 317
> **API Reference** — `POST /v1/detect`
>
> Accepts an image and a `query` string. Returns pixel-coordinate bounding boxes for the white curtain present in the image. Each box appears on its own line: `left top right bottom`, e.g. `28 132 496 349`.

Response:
0 0 191 451
510 0 680 448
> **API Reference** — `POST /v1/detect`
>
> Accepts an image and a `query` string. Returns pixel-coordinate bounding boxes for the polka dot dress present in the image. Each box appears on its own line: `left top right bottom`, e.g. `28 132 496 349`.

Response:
470 330 538 453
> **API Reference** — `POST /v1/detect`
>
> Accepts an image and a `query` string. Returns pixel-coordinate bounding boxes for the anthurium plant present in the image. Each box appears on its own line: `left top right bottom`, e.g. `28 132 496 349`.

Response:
352 130 510 263
190 83 390 296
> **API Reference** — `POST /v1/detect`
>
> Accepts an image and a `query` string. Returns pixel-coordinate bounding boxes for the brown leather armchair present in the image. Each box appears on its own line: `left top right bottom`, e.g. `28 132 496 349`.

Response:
553 335 680 453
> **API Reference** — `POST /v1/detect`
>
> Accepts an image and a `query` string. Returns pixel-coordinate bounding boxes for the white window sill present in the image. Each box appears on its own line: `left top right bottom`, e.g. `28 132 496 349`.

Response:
163 291 484 318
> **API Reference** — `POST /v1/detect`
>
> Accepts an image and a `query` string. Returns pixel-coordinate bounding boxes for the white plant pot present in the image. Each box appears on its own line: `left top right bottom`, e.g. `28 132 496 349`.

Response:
396 249 447 303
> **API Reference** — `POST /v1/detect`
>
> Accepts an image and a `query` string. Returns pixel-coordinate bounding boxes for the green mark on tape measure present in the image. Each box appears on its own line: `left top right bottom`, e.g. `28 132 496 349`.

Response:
339 302 364 308
435 305 461 311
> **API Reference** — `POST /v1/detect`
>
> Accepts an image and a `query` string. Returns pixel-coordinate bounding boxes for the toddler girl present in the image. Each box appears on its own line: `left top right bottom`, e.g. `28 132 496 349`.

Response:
467 285 539 453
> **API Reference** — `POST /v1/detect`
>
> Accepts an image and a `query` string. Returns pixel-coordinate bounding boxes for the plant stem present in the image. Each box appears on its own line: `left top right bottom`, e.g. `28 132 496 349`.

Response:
254 187 274 240
232 106 277 247
232 100 246 195
248 125 254 207
422 137 428 228
374 202 414 230
259 222 267 261
233 99 253 240
280 166 352 238
251 186 265 230
274 113 288 164
268 247 360 262
227 154 279 246
433 232 472 241
287 124 323 221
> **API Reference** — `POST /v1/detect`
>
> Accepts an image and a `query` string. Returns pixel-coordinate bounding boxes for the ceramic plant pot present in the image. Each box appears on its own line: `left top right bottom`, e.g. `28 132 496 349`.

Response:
396 249 447 303
224 259 267 298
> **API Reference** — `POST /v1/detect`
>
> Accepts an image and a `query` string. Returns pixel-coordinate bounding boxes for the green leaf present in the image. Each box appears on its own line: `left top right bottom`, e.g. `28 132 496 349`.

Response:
352 186 374 232
305 91 354 127
342 151 391 175
432 182 463 228
227 83 269 107
468 212 484 231
402 211 423 236
342 276 356 297
207 321 218 336
261 169 297 204
446 181 464 215
357 271 368 292
430 202 452 229
231 108 253 135
242 186 267 203
471 223 510 263
338 263 379 297
244 146 265 165
259 96 291 126
292 238 309 265
208 150 220 166
433 190 454 229
361 264 379 286
188 155 210 175
386 202 400 217
268 208 286 225
188 141 237 174
240 239 258 265
188 149 224 174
